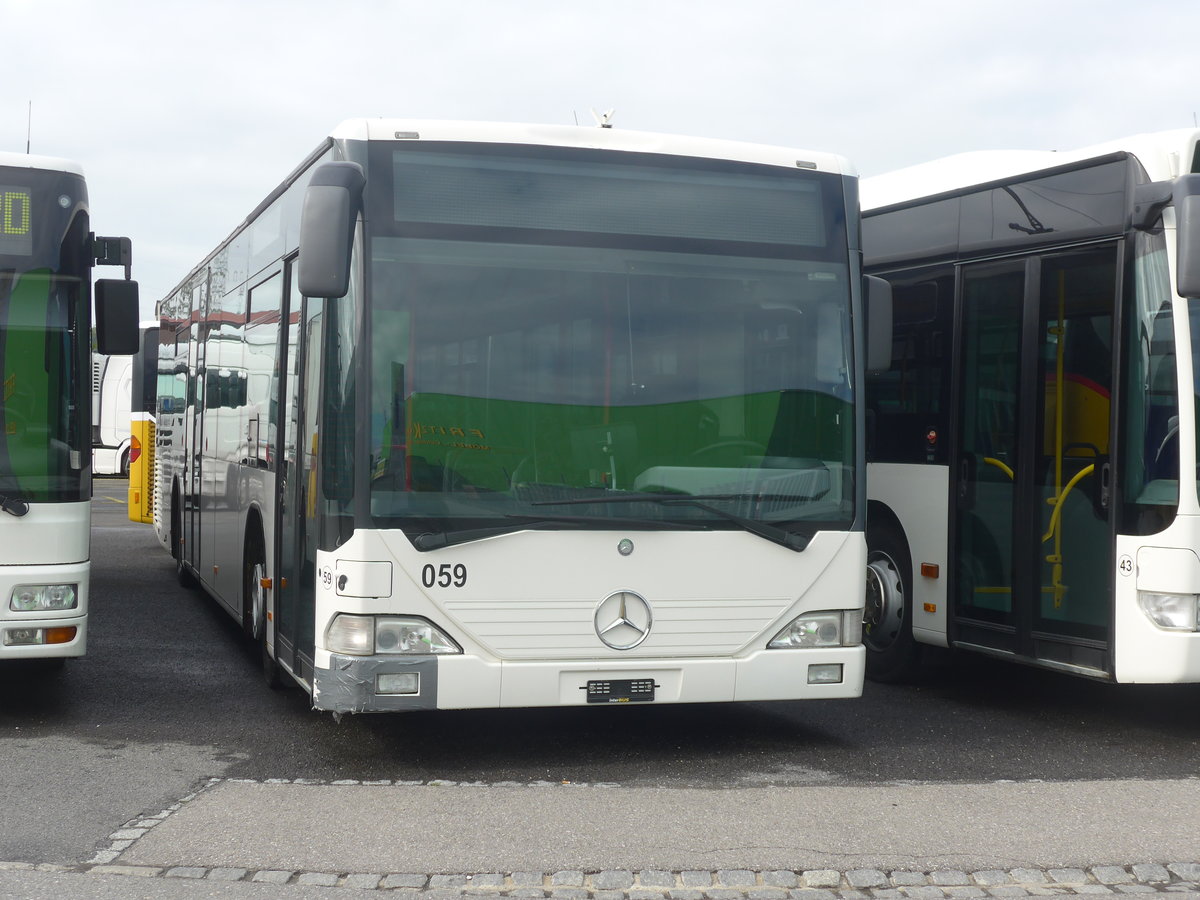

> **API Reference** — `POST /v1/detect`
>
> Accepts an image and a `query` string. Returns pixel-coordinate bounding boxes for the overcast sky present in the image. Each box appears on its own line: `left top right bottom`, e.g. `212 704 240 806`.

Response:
4 0 1198 313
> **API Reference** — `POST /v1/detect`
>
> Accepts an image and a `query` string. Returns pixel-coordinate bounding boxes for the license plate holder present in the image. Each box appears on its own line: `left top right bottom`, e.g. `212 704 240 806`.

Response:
585 678 656 704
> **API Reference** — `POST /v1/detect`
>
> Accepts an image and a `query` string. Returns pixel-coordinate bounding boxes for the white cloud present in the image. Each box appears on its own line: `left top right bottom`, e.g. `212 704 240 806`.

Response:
2 0 1197 309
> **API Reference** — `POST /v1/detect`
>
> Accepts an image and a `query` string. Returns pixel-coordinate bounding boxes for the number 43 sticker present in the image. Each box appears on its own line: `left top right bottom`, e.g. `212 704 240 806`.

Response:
1118 555 1134 576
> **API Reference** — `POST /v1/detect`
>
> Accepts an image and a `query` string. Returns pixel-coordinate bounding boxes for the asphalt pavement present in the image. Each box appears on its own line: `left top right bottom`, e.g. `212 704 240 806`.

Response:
3 479 1197 897
108 776 1200 875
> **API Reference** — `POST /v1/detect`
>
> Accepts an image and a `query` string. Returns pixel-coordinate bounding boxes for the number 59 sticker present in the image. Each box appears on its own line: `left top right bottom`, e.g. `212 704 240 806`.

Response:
422 563 467 588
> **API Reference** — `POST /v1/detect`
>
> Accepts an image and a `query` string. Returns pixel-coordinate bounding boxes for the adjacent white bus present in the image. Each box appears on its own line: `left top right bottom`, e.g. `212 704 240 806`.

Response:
154 119 888 714
0 151 138 662
862 129 1200 683
92 350 133 476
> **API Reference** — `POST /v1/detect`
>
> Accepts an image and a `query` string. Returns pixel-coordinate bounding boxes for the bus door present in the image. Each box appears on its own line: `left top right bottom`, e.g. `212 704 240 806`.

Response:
274 267 322 683
953 247 1118 674
184 276 209 574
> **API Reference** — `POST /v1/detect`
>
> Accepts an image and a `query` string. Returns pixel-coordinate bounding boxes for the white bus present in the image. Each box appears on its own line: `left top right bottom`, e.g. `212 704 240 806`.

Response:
154 119 889 714
92 350 132 476
862 129 1200 683
93 321 158 479
0 151 138 663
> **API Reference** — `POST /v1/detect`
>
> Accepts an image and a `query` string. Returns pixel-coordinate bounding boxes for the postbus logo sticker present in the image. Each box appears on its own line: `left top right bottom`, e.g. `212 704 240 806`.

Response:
1118 555 1134 576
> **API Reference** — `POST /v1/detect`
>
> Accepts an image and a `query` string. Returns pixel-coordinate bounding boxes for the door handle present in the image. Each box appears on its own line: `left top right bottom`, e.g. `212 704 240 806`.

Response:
958 455 976 507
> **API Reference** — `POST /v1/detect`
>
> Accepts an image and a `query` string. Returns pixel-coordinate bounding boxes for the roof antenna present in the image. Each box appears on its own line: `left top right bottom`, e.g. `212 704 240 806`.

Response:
26 101 32 154
590 108 615 129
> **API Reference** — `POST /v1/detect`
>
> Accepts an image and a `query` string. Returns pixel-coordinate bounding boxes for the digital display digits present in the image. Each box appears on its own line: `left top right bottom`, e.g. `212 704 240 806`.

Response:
0 186 33 256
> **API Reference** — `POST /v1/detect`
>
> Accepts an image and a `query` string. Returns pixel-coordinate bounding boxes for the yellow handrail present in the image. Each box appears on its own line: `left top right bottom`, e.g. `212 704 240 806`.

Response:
1041 464 1095 544
982 456 1014 480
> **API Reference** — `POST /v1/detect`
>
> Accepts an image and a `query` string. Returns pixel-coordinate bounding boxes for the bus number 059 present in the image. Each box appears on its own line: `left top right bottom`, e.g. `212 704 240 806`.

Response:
422 563 467 589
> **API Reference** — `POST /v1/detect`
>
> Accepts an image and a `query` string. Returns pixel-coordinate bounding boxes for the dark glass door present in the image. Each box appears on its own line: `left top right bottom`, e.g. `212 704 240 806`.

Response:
184 278 208 573
274 266 323 682
953 248 1117 672
954 261 1024 644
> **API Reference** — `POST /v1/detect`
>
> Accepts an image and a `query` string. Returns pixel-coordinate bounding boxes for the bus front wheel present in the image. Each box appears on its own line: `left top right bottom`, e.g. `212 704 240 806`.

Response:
243 525 284 690
864 522 920 683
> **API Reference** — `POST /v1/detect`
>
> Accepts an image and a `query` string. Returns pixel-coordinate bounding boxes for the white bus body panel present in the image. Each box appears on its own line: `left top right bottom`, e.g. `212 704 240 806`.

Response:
863 129 1200 211
331 119 855 178
1115 516 1200 683
0 502 90 658
310 528 866 710
867 463 950 647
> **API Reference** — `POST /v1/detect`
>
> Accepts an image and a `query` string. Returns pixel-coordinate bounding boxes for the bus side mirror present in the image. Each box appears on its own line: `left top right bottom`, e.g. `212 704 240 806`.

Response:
865 275 893 374
298 161 366 299
1175 174 1200 299
95 279 140 355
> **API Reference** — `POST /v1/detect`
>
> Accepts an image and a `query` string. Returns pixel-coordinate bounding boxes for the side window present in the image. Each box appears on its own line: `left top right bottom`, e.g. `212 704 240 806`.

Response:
245 272 284 470
866 269 953 463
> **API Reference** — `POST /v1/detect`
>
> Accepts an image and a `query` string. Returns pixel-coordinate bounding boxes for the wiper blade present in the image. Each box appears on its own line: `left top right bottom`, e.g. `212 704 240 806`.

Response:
0 494 30 518
413 514 705 551
532 492 810 552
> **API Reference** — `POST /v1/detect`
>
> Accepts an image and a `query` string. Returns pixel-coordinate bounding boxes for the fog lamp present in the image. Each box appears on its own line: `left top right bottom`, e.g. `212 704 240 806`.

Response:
807 663 844 684
376 672 420 695
4 628 44 646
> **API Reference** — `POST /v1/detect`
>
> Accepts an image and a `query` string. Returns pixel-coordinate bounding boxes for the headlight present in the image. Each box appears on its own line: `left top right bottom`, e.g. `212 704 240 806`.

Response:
326 614 374 655
1137 592 1200 631
325 614 461 655
376 617 460 654
768 610 861 649
10 584 78 612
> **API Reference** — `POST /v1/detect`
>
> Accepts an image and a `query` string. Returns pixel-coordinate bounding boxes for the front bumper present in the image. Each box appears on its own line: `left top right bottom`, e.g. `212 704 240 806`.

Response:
311 645 865 714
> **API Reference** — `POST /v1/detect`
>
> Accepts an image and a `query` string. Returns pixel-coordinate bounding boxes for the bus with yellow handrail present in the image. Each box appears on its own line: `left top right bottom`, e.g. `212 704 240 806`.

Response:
861 129 1200 684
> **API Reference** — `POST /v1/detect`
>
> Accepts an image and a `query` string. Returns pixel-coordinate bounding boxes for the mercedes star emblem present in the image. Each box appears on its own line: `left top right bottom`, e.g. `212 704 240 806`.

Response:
594 591 653 650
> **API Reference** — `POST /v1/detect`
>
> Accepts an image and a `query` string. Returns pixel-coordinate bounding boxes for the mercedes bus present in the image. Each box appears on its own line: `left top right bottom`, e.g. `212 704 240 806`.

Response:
154 119 888 714
862 129 1200 684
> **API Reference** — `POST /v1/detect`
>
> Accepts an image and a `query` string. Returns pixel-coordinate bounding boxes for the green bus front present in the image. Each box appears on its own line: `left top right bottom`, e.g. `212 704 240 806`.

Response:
0 158 93 659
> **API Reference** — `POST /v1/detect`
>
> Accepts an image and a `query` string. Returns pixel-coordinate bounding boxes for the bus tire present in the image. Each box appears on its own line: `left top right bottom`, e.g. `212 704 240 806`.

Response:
864 521 921 683
243 524 284 690
172 489 197 589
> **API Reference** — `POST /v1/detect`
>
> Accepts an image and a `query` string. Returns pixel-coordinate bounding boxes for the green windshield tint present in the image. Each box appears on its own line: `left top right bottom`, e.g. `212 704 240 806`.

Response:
0 165 88 503
0 272 80 499
369 238 854 538
367 146 854 541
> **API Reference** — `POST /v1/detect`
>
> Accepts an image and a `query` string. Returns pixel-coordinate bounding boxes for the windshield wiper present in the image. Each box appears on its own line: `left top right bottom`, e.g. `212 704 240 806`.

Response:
413 514 706 551
532 493 811 552
0 494 30 518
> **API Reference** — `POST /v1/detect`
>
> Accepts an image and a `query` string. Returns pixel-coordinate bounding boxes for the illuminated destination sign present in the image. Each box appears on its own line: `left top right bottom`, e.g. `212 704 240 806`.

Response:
0 186 32 256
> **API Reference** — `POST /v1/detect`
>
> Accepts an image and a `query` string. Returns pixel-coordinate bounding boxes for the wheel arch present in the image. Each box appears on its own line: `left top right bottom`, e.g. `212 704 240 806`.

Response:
867 500 909 558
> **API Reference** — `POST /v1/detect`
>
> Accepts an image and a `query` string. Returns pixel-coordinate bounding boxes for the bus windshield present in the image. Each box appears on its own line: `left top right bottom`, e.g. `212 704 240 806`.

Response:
367 145 855 545
0 167 89 504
